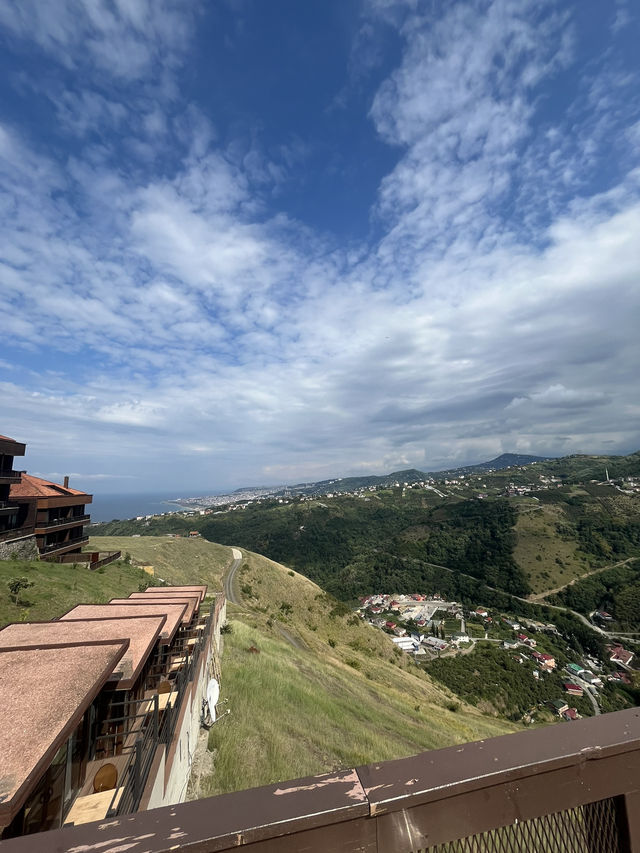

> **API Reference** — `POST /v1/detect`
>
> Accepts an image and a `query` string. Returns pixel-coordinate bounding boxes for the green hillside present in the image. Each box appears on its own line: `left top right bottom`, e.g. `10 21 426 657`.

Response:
200 548 517 796
197 493 529 598
83 536 518 794
0 537 231 628
0 556 152 627
88 451 640 611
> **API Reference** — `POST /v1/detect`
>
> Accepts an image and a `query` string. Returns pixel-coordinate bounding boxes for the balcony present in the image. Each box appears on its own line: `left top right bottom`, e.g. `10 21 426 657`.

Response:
0 501 19 515
2 705 639 852
39 535 89 555
0 469 22 483
35 515 90 532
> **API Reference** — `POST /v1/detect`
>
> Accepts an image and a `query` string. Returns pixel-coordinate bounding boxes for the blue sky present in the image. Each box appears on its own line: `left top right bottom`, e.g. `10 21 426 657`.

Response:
1 0 639 495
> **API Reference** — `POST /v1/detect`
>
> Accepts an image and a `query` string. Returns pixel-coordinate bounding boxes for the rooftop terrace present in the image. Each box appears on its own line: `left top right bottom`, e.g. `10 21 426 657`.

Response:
0 615 166 690
60 603 187 643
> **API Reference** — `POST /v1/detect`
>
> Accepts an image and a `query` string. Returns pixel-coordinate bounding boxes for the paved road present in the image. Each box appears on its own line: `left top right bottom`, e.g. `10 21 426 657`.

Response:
223 547 243 605
567 672 601 716
222 547 308 651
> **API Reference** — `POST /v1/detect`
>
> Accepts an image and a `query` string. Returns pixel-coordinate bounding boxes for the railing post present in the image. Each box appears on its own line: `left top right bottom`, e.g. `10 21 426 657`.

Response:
133 739 142 808
618 792 640 853
152 694 159 743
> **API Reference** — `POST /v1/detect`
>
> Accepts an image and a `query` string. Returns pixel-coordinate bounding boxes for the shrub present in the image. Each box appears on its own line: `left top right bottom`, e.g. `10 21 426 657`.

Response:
7 577 33 605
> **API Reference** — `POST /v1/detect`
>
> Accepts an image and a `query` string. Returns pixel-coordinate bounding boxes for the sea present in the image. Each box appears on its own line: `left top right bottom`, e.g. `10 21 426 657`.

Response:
89 492 198 523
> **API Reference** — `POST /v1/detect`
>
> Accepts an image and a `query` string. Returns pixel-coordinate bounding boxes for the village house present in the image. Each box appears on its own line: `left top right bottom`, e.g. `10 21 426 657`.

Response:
532 651 556 670
549 699 569 716
609 645 634 668
423 636 448 651
563 708 581 722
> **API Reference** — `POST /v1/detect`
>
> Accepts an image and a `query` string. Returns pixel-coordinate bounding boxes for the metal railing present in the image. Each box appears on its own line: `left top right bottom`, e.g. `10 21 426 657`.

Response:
2 704 640 852
107 697 160 817
35 514 90 530
40 535 89 554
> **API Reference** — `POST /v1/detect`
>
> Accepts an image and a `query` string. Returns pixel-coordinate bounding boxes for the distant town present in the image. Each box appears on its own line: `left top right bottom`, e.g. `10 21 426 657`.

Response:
357 592 635 724
102 457 640 526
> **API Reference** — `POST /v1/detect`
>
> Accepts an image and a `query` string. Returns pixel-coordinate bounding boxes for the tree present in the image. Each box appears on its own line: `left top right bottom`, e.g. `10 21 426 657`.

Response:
7 577 34 605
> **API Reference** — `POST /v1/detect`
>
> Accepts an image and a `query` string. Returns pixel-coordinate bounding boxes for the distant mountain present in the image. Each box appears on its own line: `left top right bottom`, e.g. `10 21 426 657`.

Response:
279 456 551 498
442 453 552 474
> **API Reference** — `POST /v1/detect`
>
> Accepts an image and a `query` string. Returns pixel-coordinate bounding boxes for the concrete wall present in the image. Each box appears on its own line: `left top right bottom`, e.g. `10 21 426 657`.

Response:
0 534 39 561
145 596 227 811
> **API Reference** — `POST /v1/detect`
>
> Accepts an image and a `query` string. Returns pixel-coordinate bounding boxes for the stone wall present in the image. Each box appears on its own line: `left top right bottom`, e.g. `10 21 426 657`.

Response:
0 535 39 561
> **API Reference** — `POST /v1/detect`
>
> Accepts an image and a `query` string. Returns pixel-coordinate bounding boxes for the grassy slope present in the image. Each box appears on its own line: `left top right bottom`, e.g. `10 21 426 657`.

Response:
89 535 232 587
0 536 232 628
203 548 517 796
513 503 590 594
0 558 152 627
513 488 640 596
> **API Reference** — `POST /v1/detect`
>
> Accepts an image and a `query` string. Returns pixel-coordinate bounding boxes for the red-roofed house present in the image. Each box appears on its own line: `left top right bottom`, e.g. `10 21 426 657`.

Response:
533 651 556 670
563 683 583 697
563 708 580 721
10 473 92 559
609 645 634 668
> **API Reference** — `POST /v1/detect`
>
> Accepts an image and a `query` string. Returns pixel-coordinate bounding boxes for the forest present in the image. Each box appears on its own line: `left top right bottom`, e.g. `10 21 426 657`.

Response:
550 559 640 629
198 494 530 598
426 644 632 720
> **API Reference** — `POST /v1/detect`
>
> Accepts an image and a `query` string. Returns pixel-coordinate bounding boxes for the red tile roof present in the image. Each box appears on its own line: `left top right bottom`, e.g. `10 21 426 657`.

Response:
9 472 91 499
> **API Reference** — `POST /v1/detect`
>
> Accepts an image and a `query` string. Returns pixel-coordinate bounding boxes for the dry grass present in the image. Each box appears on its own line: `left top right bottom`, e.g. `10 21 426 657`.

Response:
201 548 517 795
89 535 232 588
513 506 589 594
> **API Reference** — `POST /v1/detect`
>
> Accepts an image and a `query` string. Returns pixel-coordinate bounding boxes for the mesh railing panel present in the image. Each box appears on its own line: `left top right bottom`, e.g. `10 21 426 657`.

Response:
422 797 622 853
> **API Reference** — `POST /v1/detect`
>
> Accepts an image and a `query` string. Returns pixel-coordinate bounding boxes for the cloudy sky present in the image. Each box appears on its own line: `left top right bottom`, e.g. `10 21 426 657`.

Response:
1 0 639 495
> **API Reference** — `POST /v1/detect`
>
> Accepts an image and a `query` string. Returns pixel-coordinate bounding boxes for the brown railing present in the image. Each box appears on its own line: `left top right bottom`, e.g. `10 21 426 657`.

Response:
40 535 89 554
0 527 35 544
35 514 90 530
2 704 639 852
90 550 121 569
0 469 22 482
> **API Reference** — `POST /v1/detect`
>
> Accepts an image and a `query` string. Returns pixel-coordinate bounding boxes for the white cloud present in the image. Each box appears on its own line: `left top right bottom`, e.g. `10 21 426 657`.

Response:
0 0 193 80
1 0 639 489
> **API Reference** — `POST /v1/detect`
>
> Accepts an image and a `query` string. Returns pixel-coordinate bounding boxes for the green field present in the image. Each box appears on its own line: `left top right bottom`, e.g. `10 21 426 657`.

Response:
513 503 591 594
89 535 232 587
0 557 150 627
0 536 233 627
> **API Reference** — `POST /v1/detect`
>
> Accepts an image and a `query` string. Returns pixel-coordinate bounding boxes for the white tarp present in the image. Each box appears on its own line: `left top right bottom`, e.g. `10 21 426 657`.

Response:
206 678 220 723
